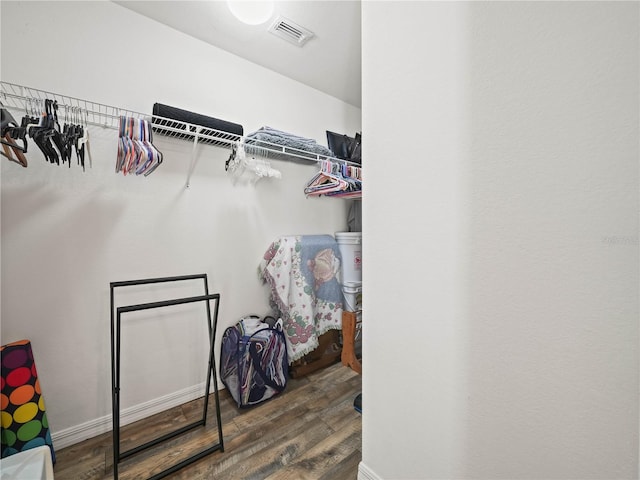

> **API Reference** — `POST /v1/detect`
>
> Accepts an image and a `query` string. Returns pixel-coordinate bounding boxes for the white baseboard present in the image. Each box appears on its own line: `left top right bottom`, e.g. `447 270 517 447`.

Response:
51 382 207 450
359 461 383 480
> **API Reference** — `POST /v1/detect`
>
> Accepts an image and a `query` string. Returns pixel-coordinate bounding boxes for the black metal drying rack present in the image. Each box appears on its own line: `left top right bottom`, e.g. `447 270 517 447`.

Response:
110 274 224 480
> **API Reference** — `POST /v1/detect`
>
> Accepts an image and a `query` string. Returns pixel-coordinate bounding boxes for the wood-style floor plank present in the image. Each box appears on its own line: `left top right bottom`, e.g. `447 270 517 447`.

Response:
263 416 361 480
53 362 361 479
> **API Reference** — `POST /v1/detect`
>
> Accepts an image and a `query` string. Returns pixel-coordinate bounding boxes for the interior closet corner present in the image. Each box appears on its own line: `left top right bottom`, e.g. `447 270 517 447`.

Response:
1 1 363 477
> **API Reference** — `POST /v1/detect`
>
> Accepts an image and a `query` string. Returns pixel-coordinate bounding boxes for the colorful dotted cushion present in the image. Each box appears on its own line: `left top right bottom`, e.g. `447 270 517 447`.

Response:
1 339 55 463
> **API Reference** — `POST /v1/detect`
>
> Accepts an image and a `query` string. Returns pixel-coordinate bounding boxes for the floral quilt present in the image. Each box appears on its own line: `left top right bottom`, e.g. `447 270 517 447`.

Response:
258 235 343 362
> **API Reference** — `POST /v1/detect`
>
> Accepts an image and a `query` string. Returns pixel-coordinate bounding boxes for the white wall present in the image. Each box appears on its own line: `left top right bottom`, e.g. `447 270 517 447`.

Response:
362 2 638 479
0 1 360 448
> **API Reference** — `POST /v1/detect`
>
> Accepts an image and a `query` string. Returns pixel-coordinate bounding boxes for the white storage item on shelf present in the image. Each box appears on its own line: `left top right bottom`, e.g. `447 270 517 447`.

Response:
342 281 362 312
335 232 362 283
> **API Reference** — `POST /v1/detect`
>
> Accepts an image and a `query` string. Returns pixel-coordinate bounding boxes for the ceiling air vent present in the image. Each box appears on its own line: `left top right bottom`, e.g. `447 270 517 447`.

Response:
268 16 314 47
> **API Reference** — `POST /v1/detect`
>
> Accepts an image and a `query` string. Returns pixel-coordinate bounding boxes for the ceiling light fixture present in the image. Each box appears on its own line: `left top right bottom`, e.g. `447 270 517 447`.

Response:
226 0 275 26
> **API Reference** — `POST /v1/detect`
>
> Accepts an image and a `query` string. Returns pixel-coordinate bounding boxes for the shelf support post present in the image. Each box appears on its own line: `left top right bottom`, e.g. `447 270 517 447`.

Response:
185 127 201 188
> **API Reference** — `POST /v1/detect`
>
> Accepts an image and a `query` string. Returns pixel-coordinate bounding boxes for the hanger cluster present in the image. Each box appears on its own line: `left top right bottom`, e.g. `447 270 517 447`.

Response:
115 116 162 176
226 142 281 184
304 160 361 198
0 99 91 170
1 106 27 167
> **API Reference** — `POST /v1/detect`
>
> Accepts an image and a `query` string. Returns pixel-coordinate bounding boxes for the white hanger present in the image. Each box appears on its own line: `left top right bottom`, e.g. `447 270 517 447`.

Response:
227 142 281 185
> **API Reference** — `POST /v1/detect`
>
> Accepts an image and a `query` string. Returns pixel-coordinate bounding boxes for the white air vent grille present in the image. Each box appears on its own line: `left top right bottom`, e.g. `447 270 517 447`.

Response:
268 16 314 47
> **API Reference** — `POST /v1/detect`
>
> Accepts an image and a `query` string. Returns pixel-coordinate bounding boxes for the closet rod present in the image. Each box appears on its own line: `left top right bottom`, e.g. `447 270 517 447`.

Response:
0 81 240 147
0 81 362 167
1 81 141 129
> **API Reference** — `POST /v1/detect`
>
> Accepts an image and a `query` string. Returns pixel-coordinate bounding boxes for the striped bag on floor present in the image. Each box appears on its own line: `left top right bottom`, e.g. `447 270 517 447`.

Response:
220 316 288 408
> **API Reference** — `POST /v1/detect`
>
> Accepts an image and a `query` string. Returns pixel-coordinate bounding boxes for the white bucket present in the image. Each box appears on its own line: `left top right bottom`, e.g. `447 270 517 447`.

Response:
335 232 362 283
342 281 362 312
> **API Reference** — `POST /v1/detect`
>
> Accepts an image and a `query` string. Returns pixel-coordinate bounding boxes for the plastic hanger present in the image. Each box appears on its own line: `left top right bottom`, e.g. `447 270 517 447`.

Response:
116 116 162 176
50 101 70 166
304 160 347 196
0 105 28 167
76 107 91 169
29 99 61 165
1 134 28 167
328 163 362 198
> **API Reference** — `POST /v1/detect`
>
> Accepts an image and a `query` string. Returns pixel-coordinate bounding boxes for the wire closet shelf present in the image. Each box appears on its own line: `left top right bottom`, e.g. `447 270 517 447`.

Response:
0 81 361 167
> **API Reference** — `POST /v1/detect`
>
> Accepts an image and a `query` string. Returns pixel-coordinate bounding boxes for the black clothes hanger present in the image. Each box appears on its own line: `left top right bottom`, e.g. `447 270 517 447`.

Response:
75 106 90 171
1 97 93 170
69 123 85 170
29 99 61 165
50 101 71 166
61 104 82 168
1 106 27 152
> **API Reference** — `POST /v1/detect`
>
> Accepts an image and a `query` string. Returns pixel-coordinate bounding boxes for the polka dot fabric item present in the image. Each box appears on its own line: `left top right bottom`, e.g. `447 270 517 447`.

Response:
1 339 55 462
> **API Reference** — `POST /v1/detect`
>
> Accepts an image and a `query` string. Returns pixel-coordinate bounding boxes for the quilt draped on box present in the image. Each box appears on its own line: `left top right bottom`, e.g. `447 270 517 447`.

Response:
258 235 343 362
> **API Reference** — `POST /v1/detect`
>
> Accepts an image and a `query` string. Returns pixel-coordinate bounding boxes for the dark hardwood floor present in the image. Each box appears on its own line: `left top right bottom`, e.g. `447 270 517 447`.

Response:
53 362 362 480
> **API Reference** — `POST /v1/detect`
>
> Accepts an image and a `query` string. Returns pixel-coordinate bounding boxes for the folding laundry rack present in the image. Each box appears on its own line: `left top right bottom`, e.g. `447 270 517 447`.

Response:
110 274 224 480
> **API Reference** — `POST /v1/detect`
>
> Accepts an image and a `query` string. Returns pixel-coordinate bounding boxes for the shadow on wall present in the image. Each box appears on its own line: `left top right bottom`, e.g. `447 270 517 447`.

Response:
1 181 128 432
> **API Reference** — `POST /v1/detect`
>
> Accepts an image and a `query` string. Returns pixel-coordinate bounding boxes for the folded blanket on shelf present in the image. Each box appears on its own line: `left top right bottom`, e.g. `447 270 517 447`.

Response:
258 235 344 362
244 126 335 160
